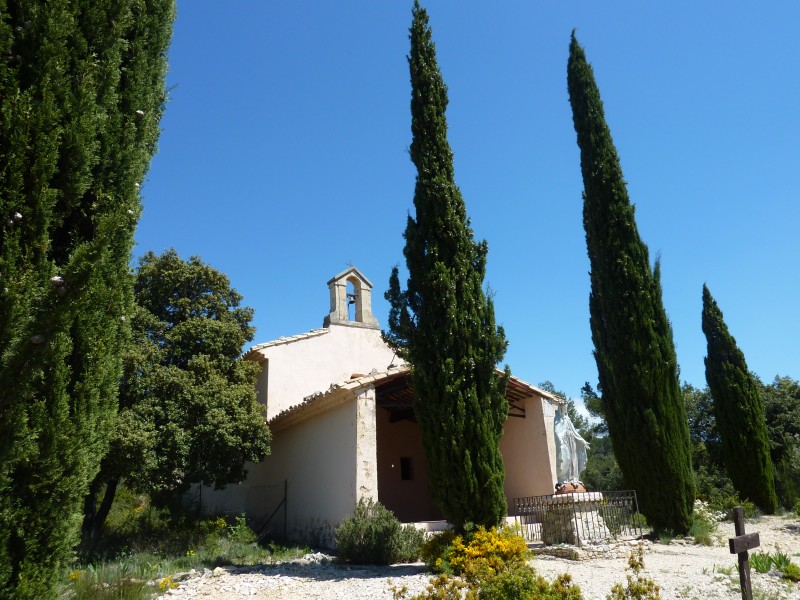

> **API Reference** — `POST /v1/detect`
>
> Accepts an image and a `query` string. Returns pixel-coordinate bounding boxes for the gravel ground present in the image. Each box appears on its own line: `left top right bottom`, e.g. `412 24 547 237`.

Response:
158 515 800 599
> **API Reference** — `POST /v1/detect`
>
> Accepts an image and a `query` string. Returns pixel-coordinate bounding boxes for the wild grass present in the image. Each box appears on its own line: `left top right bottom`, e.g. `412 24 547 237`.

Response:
64 489 308 600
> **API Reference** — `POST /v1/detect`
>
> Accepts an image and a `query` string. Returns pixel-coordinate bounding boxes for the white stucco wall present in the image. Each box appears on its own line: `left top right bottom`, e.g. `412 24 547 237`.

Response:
253 324 398 420
199 386 379 548
500 395 559 502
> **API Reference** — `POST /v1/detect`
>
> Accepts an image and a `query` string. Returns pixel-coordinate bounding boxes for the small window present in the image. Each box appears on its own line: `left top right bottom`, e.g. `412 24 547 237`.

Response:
400 457 414 481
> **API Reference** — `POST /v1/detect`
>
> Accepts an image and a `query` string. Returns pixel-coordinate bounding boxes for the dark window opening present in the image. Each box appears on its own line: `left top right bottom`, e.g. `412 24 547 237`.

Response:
400 456 414 481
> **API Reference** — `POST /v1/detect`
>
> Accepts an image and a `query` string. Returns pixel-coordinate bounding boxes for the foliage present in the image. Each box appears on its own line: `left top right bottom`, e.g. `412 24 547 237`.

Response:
705 484 759 521
422 525 528 576
684 383 731 502
335 498 424 565
0 1 174 596
401 526 582 599
685 375 800 511
607 545 661 600
228 515 257 544
69 495 308 597
395 524 428 564
749 552 773 574
702 286 778 514
402 560 583 599
449 526 529 575
421 530 458 572
781 562 800 583
567 32 694 533
476 566 583 600
393 573 468 600
771 552 791 572
759 376 800 508
384 1 509 531
688 518 714 546
748 551 800 581
84 250 271 535
692 500 726 525
66 562 154 600
582 435 625 492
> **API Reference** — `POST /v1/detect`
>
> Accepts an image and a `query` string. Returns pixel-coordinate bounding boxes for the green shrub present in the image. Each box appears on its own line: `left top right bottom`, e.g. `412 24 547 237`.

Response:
421 530 458 572
607 545 661 600
227 514 257 544
706 484 759 520
449 526 530 575
422 525 529 575
335 498 423 565
407 525 582 600
395 522 426 563
392 563 583 600
631 512 649 531
749 552 772 574
656 530 675 544
771 552 791 571
688 507 716 547
66 562 153 600
781 562 800 582
477 563 583 600
793 500 800 518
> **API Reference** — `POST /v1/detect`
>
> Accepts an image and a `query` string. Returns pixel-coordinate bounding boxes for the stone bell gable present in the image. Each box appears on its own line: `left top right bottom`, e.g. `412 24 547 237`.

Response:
323 266 379 329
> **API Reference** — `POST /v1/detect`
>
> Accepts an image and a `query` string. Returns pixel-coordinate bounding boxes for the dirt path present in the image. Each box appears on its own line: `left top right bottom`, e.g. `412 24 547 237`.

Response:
159 515 800 599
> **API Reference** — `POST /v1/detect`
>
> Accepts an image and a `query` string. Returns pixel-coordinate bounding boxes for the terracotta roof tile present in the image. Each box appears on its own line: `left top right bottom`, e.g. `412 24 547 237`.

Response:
268 365 561 428
244 328 330 358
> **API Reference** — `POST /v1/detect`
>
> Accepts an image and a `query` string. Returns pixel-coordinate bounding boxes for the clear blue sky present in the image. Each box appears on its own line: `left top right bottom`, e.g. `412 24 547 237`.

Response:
137 1 799 401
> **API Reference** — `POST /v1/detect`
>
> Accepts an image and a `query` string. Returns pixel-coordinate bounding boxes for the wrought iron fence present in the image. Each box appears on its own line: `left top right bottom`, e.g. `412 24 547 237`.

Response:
513 490 643 545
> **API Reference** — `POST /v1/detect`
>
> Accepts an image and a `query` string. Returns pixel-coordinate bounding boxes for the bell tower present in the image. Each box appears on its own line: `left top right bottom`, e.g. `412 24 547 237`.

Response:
323 266 380 329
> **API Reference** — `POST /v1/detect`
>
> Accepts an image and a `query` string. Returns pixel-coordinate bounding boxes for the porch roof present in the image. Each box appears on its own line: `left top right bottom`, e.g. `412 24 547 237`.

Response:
268 365 562 432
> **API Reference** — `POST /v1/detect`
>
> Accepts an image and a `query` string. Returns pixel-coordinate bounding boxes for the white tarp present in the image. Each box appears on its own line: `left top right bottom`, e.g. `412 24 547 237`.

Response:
554 408 590 482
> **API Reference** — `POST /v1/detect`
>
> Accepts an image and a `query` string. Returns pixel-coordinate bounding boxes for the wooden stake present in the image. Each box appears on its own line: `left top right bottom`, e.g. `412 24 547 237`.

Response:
728 506 760 600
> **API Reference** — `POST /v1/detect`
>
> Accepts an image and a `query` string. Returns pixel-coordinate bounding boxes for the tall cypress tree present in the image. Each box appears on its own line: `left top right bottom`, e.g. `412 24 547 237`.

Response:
567 32 694 533
384 1 509 532
0 2 174 596
701 285 777 513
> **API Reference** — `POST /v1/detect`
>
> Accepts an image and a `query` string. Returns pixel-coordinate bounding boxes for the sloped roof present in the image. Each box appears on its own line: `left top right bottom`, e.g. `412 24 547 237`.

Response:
268 365 561 432
244 328 330 362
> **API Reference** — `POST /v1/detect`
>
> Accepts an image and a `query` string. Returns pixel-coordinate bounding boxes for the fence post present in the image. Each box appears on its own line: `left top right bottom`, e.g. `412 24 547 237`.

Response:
283 479 287 541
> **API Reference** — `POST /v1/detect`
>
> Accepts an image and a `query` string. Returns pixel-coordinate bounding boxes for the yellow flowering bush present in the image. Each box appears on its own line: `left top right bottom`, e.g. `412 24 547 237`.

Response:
158 575 179 591
423 525 529 576
409 525 583 599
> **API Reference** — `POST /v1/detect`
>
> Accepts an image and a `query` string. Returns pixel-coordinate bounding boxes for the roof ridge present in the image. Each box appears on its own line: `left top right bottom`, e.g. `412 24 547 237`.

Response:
246 327 330 355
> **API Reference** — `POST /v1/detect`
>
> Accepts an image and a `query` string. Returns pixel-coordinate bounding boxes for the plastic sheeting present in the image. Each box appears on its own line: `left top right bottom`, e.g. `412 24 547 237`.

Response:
554 408 590 483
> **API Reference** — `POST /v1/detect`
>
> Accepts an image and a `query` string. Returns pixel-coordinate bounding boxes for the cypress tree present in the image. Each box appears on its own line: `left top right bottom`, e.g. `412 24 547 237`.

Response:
384 1 509 531
567 32 694 532
701 285 778 513
0 2 174 596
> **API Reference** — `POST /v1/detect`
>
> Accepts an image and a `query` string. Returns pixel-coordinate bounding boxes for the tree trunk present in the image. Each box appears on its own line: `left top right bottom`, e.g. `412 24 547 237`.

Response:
82 478 118 540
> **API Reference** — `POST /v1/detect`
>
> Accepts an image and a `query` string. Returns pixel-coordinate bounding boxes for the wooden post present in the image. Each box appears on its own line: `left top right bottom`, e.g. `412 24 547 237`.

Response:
728 506 760 600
